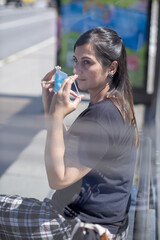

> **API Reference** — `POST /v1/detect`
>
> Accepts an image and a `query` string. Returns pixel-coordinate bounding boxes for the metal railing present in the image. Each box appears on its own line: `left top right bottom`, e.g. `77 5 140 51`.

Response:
132 136 152 240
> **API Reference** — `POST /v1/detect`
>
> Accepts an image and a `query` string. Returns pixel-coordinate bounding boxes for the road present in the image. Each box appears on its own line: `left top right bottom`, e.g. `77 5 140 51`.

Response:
0 2 57 184
0 1 57 59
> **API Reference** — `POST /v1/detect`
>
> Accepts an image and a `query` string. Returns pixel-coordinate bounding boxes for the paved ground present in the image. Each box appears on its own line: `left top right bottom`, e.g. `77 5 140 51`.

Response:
0 39 146 201
0 40 57 200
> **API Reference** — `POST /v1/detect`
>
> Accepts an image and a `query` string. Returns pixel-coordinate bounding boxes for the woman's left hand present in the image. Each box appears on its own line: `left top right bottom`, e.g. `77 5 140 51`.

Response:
49 74 83 118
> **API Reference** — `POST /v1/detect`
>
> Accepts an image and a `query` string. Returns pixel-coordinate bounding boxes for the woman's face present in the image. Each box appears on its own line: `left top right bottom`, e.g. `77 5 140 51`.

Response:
73 43 109 94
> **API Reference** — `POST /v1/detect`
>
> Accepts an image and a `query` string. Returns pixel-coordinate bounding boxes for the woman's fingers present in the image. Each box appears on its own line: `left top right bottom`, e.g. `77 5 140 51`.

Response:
41 79 55 89
60 75 78 94
42 69 55 82
41 66 61 86
48 74 84 117
72 95 82 108
49 88 54 93
70 90 78 98
41 68 58 114
70 90 84 100
56 65 61 70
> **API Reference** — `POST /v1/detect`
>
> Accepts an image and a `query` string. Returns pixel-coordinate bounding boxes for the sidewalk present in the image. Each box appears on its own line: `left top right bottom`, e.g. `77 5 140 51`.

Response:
0 39 57 200
0 40 146 201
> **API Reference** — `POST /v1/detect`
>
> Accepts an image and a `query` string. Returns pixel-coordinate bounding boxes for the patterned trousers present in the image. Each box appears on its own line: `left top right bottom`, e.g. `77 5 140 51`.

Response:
0 195 128 240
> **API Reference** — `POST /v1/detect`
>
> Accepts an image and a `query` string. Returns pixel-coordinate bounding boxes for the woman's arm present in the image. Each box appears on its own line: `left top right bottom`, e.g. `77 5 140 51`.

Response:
43 74 91 190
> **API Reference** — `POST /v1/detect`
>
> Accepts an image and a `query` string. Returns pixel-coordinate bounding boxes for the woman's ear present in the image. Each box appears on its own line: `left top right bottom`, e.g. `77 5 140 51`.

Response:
109 61 118 75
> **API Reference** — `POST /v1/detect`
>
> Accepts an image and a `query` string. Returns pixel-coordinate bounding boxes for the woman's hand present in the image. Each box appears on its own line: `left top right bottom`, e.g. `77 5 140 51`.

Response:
49 74 84 119
41 67 57 115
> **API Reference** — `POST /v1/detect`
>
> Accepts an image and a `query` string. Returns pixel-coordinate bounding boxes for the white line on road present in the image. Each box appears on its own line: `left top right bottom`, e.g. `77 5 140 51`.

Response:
0 37 56 67
0 12 55 30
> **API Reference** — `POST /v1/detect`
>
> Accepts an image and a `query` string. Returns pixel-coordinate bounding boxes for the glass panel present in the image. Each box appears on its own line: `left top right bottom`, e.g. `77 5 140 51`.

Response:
58 0 150 89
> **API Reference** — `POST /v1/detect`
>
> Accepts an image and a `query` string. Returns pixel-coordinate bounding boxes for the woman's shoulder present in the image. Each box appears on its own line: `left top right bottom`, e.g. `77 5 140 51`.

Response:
86 98 123 122
73 99 126 135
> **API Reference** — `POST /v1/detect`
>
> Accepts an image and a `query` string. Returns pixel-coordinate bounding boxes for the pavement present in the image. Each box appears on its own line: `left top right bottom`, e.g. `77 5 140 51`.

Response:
0 0 48 8
0 37 146 201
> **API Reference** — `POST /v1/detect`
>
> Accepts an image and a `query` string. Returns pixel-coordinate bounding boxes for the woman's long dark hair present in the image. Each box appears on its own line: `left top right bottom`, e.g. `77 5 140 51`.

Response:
74 27 139 146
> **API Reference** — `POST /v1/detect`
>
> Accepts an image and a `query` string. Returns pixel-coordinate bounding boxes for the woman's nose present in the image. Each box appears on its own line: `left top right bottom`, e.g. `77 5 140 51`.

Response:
73 63 82 75
73 67 77 75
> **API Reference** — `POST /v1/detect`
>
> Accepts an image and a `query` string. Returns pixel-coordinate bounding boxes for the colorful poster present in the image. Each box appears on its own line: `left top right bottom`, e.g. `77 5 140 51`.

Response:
59 0 149 88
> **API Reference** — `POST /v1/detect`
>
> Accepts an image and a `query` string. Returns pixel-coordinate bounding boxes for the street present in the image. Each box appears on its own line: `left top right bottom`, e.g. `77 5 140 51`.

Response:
0 2 57 59
0 1 58 199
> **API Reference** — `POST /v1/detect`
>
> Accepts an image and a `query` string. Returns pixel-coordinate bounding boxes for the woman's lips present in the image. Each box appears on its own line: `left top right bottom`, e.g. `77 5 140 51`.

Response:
77 78 85 82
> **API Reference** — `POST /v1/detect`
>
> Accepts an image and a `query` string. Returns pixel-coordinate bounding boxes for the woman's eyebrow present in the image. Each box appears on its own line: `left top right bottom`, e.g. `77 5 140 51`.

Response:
81 56 92 60
73 55 93 60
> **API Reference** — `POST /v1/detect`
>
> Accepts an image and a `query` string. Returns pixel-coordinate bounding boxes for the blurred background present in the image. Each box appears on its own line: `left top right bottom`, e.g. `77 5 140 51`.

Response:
0 0 160 239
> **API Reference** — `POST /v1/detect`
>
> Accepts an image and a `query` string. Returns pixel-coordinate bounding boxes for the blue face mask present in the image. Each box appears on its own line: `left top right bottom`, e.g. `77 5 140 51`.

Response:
54 67 68 92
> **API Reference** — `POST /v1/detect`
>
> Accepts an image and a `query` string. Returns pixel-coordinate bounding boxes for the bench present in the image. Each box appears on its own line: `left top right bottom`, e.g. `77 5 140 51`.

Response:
127 135 156 239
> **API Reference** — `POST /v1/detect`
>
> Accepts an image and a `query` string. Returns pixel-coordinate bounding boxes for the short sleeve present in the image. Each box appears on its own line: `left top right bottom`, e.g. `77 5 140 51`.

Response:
64 118 109 169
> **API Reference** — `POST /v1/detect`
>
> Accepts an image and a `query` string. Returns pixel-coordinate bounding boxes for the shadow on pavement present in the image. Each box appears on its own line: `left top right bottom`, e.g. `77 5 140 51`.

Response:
0 94 45 176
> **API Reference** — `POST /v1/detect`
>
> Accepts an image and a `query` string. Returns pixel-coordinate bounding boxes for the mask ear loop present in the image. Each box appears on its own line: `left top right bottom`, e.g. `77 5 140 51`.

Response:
73 81 80 96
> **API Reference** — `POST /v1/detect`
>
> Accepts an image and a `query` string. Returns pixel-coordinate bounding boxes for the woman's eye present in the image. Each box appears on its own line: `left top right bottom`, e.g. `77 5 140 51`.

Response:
83 60 90 65
73 57 77 63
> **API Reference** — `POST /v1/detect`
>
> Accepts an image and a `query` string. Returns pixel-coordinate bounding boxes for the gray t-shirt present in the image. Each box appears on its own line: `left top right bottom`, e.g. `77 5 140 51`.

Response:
52 99 136 234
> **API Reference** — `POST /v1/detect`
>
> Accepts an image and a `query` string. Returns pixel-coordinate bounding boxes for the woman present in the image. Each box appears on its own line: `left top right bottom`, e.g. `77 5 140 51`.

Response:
0 27 138 240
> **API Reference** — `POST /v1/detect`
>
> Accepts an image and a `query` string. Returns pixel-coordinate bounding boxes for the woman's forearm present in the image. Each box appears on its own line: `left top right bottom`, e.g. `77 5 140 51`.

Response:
45 115 66 189
43 76 86 190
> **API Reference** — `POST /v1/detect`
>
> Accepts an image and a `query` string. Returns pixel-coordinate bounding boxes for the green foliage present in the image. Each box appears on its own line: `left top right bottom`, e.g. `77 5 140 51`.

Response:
127 44 147 88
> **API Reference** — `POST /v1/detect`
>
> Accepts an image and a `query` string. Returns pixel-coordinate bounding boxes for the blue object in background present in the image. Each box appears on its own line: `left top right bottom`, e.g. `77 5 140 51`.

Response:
107 6 147 51
61 3 147 51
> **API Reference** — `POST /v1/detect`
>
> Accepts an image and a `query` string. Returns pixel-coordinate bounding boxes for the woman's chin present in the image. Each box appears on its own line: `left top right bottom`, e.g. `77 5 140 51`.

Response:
77 84 87 91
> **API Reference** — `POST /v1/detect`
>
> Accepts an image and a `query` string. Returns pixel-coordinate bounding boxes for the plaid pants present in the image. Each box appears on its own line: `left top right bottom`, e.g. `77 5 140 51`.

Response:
0 195 128 240
105 227 128 240
0 195 74 240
